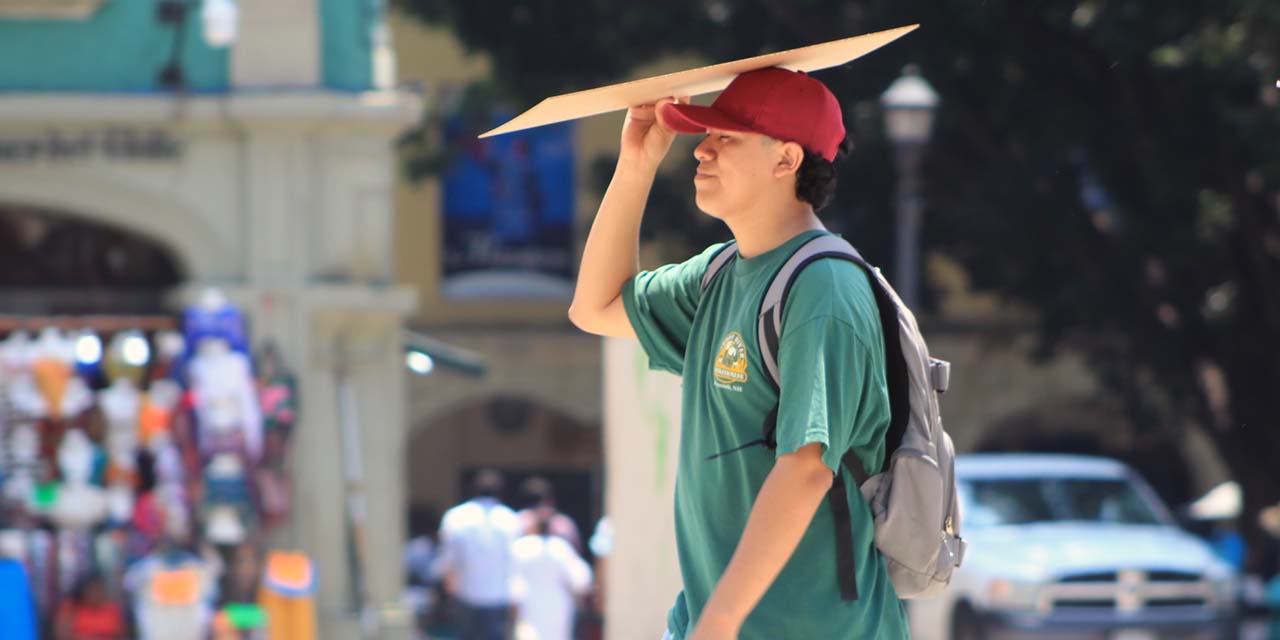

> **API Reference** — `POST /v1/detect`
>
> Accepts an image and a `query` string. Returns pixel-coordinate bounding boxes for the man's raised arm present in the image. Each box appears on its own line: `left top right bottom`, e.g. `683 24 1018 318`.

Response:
567 97 683 338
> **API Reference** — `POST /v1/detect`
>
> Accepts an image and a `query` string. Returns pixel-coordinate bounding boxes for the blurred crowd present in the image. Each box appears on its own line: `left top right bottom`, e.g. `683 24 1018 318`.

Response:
405 470 610 640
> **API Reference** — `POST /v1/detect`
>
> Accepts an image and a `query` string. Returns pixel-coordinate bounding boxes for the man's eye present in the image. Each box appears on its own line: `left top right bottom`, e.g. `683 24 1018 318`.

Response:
719 135 732 141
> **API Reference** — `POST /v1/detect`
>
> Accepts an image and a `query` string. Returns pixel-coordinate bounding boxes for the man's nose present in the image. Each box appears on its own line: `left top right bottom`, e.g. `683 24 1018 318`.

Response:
694 138 714 162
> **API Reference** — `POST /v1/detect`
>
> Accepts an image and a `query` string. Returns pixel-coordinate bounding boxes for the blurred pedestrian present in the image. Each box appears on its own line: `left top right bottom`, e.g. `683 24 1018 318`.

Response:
434 469 521 640
404 505 439 635
516 477 581 552
511 515 592 640
588 516 612 616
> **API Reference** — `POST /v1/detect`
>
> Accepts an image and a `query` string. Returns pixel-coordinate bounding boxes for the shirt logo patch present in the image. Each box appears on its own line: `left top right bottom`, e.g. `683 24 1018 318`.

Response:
713 332 749 391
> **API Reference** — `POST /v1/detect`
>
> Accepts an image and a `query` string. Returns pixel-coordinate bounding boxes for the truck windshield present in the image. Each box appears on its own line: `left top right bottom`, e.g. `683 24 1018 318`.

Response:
961 478 1166 528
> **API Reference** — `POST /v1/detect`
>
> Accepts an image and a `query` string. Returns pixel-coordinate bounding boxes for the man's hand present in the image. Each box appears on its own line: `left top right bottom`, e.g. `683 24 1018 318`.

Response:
619 96 686 169
686 610 741 640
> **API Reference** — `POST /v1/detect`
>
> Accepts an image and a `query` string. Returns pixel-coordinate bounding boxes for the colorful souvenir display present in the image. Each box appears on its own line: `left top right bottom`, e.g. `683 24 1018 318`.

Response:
0 290 305 635
259 550 318 640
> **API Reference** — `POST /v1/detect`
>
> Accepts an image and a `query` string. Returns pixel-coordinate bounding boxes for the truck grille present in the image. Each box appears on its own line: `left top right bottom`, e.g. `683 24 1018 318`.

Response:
1047 570 1211 613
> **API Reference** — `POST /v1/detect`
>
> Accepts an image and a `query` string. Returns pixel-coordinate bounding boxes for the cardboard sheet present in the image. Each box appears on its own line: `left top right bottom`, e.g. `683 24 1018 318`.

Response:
480 24 919 138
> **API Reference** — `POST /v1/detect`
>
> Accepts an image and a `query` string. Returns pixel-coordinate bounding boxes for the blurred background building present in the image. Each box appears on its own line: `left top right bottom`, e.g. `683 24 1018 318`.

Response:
1 2 1273 639
0 1 419 638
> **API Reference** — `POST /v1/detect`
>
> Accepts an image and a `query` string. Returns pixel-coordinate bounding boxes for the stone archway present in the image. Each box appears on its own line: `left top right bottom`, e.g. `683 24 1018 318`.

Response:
0 166 232 282
0 202 185 313
405 395 603 538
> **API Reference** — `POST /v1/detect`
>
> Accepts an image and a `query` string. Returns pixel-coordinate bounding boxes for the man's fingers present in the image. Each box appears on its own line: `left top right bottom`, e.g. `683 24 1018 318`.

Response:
653 96 686 130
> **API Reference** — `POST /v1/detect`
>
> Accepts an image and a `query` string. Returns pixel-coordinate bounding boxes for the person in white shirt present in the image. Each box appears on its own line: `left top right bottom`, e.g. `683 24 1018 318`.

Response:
515 476 582 553
512 516 593 640
434 469 521 640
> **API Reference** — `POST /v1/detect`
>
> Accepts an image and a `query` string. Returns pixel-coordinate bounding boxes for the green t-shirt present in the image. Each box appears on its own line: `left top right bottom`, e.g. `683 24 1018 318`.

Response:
623 229 909 639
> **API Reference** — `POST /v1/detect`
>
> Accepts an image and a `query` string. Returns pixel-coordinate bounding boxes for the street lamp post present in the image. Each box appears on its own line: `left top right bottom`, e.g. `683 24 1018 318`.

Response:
881 65 939 310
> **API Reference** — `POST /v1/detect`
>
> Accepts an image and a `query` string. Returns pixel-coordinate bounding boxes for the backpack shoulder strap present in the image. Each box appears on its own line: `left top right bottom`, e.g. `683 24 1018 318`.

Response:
756 234 911 481
699 241 739 295
756 234 869 389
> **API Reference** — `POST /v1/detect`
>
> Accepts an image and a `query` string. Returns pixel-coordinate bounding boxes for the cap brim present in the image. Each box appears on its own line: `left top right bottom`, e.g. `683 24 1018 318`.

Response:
659 103 757 135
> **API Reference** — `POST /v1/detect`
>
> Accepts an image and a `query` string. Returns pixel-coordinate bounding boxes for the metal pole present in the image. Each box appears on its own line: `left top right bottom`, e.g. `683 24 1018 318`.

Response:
334 337 379 639
893 143 924 309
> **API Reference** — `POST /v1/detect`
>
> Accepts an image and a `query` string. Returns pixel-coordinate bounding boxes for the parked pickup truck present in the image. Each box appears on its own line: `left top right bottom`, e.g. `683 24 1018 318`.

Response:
909 454 1238 640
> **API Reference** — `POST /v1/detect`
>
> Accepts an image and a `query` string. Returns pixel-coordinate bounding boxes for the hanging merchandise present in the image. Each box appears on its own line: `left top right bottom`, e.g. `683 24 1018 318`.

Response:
190 338 263 462
256 342 297 442
183 289 249 358
259 550 317 640
104 483 135 529
71 329 104 385
1 304 306 638
151 436 192 546
7 375 44 422
151 331 188 386
44 430 108 609
0 331 34 380
4 424 40 510
30 328 93 422
1 523 57 622
203 454 251 547
139 379 182 448
48 430 107 531
93 527 129 600
213 602 268 640
124 544 222 640
0 558 38 640
103 330 150 389
53 572 127 640
255 341 297 530
98 378 142 515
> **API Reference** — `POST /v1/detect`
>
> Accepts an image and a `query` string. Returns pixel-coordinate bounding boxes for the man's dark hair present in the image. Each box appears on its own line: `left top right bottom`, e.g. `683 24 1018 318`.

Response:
519 476 554 509
795 136 854 211
471 468 504 499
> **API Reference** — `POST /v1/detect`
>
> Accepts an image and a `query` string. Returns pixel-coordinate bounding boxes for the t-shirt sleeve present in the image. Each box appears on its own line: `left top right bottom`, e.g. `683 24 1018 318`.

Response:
622 243 728 375
773 315 888 473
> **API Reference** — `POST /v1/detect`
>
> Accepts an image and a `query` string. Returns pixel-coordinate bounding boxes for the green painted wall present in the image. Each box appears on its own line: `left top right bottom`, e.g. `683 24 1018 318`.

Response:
0 1 229 92
0 0 382 93
320 0 376 91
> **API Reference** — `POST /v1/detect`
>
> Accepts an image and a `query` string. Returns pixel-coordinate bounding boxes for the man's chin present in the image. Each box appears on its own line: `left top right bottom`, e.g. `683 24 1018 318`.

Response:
694 196 727 221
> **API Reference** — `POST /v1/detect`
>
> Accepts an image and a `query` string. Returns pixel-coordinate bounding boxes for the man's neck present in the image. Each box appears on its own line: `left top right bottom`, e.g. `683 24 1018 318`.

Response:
725 199 825 258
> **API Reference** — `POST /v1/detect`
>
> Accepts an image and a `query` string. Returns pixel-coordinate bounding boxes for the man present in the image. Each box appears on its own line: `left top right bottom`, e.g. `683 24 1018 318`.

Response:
510 514 593 640
515 476 582 552
568 67 908 639
434 469 521 640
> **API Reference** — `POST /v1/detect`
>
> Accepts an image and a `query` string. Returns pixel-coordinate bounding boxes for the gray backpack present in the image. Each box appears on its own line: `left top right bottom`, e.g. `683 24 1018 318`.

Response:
701 233 965 600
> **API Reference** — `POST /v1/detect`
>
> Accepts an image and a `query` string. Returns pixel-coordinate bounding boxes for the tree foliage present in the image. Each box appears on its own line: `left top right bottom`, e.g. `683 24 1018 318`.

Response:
397 0 1280 568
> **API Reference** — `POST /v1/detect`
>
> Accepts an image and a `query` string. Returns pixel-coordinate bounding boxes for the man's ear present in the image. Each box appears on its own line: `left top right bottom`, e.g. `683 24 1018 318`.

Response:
774 142 805 178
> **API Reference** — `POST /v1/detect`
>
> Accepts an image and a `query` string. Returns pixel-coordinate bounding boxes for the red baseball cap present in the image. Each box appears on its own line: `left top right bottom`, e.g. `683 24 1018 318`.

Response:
659 67 846 161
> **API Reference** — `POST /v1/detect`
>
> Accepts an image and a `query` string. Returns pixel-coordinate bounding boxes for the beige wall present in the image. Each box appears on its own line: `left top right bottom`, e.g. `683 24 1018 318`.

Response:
603 338 684 640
